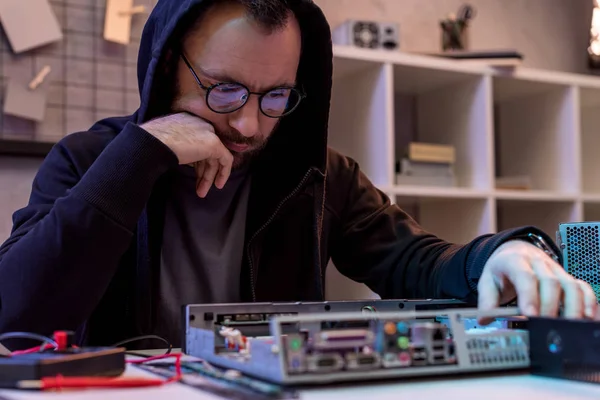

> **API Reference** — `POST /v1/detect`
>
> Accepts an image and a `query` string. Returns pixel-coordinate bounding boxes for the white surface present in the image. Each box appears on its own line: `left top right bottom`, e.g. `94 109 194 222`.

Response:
325 45 600 299
303 375 600 400
2 366 600 400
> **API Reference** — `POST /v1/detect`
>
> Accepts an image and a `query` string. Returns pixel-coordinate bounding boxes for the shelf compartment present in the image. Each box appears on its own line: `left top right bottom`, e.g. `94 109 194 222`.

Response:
386 185 489 199
580 87 600 195
496 199 579 239
395 196 494 244
393 64 492 190
583 202 600 222
329 58 394 187
494 189 577 202
493 77 578 193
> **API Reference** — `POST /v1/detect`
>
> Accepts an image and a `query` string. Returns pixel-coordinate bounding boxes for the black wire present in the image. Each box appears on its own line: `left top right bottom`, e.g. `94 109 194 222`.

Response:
110 335 172 355
0 332 58 350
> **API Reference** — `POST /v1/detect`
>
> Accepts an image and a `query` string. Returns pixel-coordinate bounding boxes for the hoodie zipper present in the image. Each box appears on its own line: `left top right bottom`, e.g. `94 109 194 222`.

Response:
246 168 316 301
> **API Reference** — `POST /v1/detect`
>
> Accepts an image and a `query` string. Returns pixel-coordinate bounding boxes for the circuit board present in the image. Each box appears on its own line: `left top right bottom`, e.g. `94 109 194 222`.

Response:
185 307 529 385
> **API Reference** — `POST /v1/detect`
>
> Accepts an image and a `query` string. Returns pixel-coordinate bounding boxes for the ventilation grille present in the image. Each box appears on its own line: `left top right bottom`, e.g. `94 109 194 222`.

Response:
564 224 600 299
352 22 379 48
465 331 529 366
562 362 600 384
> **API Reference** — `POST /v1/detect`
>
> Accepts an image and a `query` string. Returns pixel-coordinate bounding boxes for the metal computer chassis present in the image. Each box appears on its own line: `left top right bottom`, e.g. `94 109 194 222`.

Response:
183 299 467 334
185 307 529 386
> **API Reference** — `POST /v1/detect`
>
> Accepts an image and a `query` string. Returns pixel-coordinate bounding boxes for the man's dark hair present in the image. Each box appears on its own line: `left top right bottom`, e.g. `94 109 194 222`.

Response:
189 0 293 37
226 0 292 32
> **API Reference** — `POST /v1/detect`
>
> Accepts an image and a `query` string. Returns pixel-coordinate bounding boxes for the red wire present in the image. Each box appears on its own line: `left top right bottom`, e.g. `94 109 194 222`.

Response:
10 343 53 355
11 344 79 356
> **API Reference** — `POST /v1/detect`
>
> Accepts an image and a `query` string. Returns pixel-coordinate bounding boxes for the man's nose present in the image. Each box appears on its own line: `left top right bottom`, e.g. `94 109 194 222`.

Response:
229 96 260 138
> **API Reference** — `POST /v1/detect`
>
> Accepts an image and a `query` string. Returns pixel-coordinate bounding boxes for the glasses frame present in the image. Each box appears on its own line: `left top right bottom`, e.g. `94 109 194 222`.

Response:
180 53 305 118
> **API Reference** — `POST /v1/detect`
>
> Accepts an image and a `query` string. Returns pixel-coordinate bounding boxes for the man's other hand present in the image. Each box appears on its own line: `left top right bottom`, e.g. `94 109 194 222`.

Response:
140 112 234 198
477 240 598 319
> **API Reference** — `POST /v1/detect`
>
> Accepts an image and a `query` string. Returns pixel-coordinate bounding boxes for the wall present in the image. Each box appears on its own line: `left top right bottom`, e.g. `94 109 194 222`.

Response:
0 0 596 242
316 0 594 74
0 157 42 240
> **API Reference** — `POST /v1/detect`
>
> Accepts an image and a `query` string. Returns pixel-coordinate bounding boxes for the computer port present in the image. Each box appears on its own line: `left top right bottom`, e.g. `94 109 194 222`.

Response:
447 341 455 356
381 351 411 368
358 355 376 365
433 328 445 341
346 353 381 370
306 353 344 372
412 346 427 366
287 356 305 373
429 352 448 365
318 358 336 367
313 329 374 350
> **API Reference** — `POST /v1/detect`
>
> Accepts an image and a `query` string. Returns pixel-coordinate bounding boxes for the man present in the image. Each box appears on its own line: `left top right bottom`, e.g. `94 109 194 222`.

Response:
0 0 596 348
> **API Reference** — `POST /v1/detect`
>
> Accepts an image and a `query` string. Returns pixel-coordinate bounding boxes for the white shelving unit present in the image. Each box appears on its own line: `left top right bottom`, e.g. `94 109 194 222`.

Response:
325 45 600 300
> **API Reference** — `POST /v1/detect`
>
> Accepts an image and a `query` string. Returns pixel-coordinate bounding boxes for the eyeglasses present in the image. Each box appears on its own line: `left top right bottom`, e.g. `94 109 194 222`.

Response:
180 54 305 118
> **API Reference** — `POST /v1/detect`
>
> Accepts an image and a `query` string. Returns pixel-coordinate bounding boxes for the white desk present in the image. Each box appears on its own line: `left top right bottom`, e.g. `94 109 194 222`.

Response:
2 365 600 400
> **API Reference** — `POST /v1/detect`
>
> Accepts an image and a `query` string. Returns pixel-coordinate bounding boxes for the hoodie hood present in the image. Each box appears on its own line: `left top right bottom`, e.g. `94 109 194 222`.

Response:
134 0 333 175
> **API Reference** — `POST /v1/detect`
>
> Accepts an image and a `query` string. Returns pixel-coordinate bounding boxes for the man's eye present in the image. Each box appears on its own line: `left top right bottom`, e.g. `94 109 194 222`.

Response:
215 84 243 93
267 90 288 98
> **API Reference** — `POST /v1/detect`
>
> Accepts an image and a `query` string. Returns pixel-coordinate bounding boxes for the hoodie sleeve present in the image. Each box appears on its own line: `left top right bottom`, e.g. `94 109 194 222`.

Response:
0 122 178 336
328 156 561 303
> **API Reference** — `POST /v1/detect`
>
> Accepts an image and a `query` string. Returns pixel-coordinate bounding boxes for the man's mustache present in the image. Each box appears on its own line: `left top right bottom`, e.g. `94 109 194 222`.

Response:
216 131 260 146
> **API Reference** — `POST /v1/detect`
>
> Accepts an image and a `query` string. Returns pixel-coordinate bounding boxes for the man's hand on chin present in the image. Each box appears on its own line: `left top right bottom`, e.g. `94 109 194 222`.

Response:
477 240 598 320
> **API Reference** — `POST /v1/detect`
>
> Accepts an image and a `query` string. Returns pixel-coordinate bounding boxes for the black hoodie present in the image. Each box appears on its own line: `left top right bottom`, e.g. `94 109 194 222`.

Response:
0 0 559 347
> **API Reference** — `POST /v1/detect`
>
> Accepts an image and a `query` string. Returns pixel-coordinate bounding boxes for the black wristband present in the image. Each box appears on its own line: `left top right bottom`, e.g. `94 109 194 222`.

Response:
512 232 561 265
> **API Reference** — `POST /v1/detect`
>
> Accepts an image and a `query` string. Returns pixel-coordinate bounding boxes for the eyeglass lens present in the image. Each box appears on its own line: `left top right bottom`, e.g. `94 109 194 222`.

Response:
208 83 301 117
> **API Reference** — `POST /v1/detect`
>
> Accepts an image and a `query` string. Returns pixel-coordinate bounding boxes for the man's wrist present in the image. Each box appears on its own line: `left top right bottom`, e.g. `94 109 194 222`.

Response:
511 232 561 265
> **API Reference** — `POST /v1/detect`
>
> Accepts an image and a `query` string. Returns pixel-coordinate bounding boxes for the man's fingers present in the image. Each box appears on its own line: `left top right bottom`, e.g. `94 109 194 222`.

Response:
531 258 561 317
551 266 585 319
194 160 206 177
192 142 233 197
578 279 598 318
197 159 219 198
214 147 233 189
477 271 501 325
504 260 540 316
557 271 584 319
194 161 206 196
477 271 500 311
577 279 598 319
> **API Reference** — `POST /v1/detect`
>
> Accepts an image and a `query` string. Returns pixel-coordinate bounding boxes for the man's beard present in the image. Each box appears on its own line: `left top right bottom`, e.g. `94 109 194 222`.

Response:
216 127 269 169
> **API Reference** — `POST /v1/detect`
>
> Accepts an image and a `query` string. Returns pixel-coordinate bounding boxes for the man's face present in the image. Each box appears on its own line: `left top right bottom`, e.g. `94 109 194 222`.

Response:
172 4 302 168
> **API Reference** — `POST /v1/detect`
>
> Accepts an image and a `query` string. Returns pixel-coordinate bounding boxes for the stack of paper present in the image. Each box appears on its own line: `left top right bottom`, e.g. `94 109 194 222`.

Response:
0 0 63 53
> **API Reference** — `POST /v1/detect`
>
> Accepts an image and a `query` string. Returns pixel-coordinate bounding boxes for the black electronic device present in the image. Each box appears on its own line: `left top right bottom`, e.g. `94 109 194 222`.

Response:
529 316 600 384
0 347 126 383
